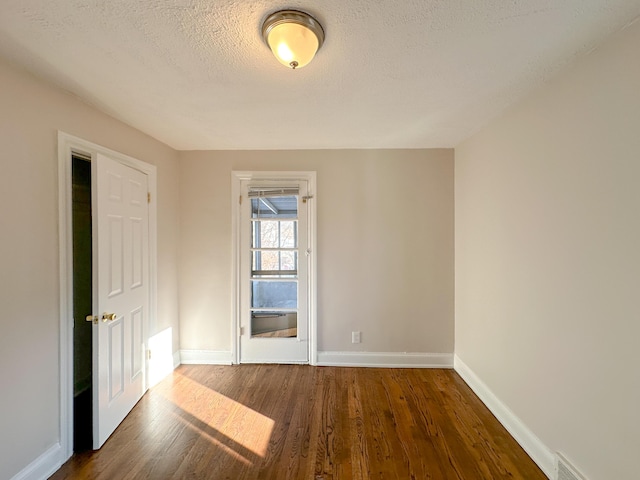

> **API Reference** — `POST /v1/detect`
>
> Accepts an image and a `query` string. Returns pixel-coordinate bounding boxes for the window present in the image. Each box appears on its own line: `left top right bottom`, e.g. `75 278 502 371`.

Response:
250 192 299 337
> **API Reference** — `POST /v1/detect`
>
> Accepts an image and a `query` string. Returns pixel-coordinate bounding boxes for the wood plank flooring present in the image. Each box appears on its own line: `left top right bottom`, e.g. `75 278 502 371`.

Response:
50 365 546 480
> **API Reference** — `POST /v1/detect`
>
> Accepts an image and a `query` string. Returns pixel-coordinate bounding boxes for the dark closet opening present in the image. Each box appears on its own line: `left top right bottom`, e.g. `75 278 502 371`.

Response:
72 155 92 451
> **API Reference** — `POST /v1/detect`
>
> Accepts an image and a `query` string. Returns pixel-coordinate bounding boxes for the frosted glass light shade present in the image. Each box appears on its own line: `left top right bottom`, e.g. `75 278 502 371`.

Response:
262 10 325 70
267 23 319 69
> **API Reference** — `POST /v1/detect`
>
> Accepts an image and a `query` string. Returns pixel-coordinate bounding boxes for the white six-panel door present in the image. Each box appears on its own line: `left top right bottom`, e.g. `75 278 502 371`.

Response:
92 153 149 448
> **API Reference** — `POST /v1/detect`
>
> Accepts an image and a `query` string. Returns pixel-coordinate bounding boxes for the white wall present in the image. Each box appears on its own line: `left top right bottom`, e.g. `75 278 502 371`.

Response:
0 57 180 479
455 18 640 480
179 149 454 360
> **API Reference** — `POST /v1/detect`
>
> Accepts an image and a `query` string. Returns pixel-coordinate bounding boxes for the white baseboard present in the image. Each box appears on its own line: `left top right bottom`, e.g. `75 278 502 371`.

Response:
180 350 233 365
317 351 453 368
453 355 555 479
11 443 64 480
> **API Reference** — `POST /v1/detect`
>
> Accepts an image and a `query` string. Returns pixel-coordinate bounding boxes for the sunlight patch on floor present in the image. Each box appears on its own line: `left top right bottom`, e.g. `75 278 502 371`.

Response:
160 373 275 458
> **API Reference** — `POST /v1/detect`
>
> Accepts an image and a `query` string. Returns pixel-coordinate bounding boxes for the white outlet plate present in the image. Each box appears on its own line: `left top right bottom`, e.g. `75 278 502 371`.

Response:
352 331 361 343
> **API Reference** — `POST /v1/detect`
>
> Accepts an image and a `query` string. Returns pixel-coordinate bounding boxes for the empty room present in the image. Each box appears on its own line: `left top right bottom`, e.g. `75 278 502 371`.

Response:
1 1 639 479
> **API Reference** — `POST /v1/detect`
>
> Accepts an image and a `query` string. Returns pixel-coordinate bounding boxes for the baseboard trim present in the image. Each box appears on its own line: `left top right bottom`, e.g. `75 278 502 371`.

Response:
10 442 63 480
180 350 233 365
453 355 554 479
317 351 453 368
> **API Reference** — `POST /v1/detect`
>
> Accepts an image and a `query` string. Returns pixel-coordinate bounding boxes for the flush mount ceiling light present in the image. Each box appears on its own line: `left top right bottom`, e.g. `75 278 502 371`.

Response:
262 10 325 70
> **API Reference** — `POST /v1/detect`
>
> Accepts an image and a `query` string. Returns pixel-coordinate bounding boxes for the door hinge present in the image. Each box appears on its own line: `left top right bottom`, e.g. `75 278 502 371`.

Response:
239 326 245 336
239 195 242 205
147 192 151 204
147 350 152 360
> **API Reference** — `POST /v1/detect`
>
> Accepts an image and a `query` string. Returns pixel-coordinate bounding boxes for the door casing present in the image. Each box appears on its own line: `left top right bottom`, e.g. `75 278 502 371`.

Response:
231 171 317 365
58 132 158 460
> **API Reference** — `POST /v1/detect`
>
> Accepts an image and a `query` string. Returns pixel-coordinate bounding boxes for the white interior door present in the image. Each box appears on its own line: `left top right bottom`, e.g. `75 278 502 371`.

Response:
239 181 309 363
92 153 149 448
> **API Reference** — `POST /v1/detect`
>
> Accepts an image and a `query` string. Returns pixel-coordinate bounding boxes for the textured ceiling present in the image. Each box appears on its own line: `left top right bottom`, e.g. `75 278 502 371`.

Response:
0 1 639 150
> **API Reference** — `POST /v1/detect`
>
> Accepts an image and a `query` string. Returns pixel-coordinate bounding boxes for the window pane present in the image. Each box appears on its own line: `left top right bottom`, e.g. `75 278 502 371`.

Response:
252 252 297 276
252 220 279 248
280 251 297 271
251 281 297 308
253 250 279 271
251 312 297 338
251 195 298 219
280 221 296 248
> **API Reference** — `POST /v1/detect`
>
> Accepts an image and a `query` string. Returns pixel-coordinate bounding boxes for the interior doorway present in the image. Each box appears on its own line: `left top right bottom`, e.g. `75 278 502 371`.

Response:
71 155 92 451
59 132 159 461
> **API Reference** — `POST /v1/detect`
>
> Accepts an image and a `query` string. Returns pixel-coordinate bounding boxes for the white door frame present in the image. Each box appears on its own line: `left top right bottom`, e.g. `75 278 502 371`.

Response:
231 171 317 365
57 132 158 461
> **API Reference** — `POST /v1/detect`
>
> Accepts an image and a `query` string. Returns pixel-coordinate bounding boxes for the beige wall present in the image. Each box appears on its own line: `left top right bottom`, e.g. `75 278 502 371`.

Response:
179 149 454 355
455 19 640 480
0 58 180 479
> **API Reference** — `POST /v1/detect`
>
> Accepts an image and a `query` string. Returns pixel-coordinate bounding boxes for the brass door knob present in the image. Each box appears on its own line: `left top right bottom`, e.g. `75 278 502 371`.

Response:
102 312 117 322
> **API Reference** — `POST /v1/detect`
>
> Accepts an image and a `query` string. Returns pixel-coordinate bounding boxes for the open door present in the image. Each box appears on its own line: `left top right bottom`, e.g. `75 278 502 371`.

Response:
90 153 149 448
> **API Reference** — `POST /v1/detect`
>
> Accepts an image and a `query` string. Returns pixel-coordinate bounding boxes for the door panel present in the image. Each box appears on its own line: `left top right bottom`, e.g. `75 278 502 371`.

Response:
108 318 124 400
131 307 144 378
93 153 149 448
107 215 123 296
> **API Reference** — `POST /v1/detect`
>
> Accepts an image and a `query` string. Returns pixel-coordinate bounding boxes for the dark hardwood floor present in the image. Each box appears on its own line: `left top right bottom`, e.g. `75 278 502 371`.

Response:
50 365 546 479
